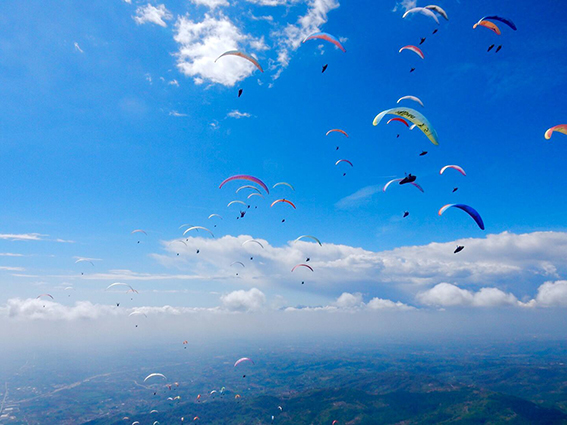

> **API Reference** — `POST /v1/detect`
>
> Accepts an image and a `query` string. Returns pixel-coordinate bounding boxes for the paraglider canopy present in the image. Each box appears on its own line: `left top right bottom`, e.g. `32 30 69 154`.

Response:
303 32 346 52
215 50 264 72
438 204 485 230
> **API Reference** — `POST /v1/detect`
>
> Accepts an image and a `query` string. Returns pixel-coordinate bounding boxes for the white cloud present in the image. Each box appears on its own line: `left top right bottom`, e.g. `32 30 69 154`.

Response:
169 110 188 117
190 0 229 9
334 292 363 308
0 266 25 271
392 0 416 13
532 280 567 307
275 0 340 67
168 79 180 86
227 110 252 119
123 0 132 3
246 0 295 5
220 288 266 312
417 283 519 308
0 233 46 241
4 298 121 321
174 14 267 87
367 297 415 311
133 4 173 28
74 42 84 53
0 253 24 257
335 185 382 209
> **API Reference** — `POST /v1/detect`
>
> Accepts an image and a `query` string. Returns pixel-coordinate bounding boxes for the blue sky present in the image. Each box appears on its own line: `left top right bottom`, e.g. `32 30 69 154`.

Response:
0 0 566 339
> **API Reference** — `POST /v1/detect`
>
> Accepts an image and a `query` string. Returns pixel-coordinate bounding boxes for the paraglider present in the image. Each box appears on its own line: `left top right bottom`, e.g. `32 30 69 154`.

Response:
373 107 439 146
236 185 261 194
397 95 424 108
383 178 424 193
215 50 264 72
231 261 245 268
293 235 322 246
403 211 409 218
545 125 567 140
220 175 269 194
473 20 501 35
438 204 485 230
106 282 137 292
387 117 409 127
322 64 328 73
238 89 243 97
440 165 466 176
234 357 254 367
75 257 95 266
228 200 248 208
454 245 465 254
208 214 223 220
399 45 424 60
410 68 415 73
273 182 295 191
144 373 167 382
242 239 264 249
453 187 458 193
477 15 517 31
291 264 314 272
402 7 440 24
326 129 349 138
432 29 438 34
487 44 495 52
248 193 264 199
496 45 502 53
419 151 428 156
303 32 346 52
335 159 353 167
131 229 147 235
425 5 449 20
270 199 296 209
419 37 426 45
36 294 54 300
183 226 214 238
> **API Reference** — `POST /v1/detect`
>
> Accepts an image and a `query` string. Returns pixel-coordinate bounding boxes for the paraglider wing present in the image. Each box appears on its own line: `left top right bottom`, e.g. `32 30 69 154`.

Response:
291 264 314 272
293 235 322 246
480 15 517 30
234 357 255 367
106 282 136 292
208 214 223 220
270 199 297 209
215 50 264 72
373 107 439 145
131 229 147 235
425 5 449 20
399 45 425 59
473 20 501 35
397 95 424 107
335 159 353 167
273 182 295 191
75 258 95 266
410 182 424 193
183 226 214 238
303 32 346 52
402 7 440 24
242 239 265 249
231 261 245 268
36 293 54 300
325 129 349 137
247 193 264 199
387 117 410 127
144 373 167 382
438 204 485 230
236 185 261 194
129 311 148 318
545 125 567 140
227 200 247 208
440 165 466 176
383 178 403 192
220 175 269 194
